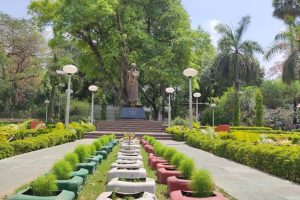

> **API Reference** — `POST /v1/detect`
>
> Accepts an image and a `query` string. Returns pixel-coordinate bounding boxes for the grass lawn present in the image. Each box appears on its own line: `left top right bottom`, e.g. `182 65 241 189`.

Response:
78 145 120 200
141 147 169 200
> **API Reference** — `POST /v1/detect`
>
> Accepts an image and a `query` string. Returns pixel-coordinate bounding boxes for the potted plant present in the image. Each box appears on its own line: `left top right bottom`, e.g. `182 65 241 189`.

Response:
52 160 83 195
167 157 195 194
170 170 228 200
64 153 89 184
8 174 75 200
87 144 103 164
74 145 97 174
156 147 177 169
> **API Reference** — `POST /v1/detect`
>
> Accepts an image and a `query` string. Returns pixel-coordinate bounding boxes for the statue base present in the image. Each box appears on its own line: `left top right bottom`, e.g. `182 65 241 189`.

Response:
120 106 146 119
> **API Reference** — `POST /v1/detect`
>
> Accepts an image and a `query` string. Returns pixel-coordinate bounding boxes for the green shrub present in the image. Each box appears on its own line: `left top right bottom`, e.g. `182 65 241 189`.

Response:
31 174 58 196
55 122 64 130
180 128 300 183
0 142 14 159
171 153 185 167
89 145 96 155
172 116 189 127
64 153 79 170
190 170 214 197
255 89 264 126
179 158 195 179
93 140 102 151
52 160 72 180
74 145 90 162
163 147 177 162
155 145 166 157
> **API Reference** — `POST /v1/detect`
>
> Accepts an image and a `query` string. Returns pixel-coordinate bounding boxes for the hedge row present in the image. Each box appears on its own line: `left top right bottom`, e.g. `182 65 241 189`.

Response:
166 127 300 183
0 128 77 160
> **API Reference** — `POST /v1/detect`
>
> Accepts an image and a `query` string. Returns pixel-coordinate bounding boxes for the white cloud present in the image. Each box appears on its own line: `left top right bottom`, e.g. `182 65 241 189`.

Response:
204 19 221 47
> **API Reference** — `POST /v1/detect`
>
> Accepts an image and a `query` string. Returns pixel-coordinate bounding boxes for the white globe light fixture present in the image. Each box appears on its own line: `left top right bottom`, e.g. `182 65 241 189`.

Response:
88 85 98 92
183 68 198 77
165 87 175 127
63 65 78 74
183 68 198 129
63 64 78 128
165 87 175 94
193 92 201 122
89 85 98 124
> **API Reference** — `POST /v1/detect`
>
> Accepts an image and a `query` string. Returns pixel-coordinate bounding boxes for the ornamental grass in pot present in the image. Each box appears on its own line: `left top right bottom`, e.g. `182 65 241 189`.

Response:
75 145 97 174
52 160 83 194
64 153 89 183
170 169 228 200
167 157 195 194
8 174 75 200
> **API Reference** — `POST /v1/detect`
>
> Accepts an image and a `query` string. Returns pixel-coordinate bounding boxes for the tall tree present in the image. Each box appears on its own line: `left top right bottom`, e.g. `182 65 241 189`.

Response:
0 13 46 117
272 0 300 21
213 15 264 125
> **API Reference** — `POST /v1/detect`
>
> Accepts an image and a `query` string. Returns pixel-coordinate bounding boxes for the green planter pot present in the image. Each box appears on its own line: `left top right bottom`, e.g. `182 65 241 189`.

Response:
101 146 111 153
96 150 108 159
76 161 97 174
111 139 118 146
71 168 89 184
56 176 83 195
8 188 75 200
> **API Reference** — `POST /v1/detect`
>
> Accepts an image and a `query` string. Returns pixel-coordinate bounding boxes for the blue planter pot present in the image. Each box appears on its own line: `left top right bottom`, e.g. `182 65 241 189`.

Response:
8 188 75 200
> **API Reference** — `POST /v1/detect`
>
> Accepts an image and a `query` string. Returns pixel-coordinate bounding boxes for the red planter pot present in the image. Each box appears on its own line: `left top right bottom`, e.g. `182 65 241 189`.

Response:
140 139 147 145
170 190 228 200
150 157 168 169
157 167 181 184
147 146 154 153
144 144 152 151
156 163 176 170
167 176 190 195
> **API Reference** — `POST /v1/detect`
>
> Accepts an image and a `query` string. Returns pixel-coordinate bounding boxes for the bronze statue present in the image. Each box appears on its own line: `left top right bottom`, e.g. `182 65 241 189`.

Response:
127 63 139 107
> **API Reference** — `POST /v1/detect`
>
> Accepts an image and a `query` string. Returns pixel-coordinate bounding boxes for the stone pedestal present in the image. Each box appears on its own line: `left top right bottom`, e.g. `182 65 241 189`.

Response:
120 106 146 119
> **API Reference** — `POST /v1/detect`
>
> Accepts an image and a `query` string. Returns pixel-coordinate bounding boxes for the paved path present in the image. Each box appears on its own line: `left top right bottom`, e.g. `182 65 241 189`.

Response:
161 140 300 200
0 139 94 199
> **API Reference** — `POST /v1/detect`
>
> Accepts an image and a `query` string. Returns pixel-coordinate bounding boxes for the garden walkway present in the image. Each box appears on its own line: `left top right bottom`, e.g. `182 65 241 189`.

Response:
161 140 300 200
0 139 94 199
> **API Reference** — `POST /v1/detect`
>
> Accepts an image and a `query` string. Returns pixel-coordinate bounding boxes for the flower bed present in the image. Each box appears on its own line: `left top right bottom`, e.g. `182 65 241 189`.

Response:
166 127 300 183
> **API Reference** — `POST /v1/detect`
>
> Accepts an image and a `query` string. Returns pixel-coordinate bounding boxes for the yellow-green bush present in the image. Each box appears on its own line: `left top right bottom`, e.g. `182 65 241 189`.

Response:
167 126 300 183
68 121 96 139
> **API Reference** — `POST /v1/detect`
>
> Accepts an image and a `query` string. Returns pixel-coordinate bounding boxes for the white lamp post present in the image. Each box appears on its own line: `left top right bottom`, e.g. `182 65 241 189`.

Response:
296 103 300 123
88 85 98 124
211 103 216 127
165 87 175 127
44 100 50 123
193 92 201 122
183 68 198 129
63 64 78 128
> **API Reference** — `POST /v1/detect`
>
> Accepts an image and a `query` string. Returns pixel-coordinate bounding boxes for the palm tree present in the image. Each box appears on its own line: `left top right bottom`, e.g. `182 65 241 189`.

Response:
266 23 299 83
266 22 300 123
272 0 300 21
213 15 264 125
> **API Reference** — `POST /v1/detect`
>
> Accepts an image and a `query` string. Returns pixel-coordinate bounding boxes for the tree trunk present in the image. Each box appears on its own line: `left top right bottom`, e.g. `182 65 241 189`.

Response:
49 83 56 123
116 5 129 105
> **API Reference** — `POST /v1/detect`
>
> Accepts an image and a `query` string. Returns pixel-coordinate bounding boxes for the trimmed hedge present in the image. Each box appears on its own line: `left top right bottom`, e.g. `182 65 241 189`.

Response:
0 128 77 160
166 127 300 183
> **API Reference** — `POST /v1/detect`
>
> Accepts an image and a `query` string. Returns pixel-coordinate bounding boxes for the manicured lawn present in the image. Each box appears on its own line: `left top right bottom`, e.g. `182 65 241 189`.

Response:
78 145 120 200
141 147 169 200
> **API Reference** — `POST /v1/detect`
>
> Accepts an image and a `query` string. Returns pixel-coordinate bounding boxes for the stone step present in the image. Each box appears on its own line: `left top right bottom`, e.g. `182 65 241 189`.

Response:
84 131 173 140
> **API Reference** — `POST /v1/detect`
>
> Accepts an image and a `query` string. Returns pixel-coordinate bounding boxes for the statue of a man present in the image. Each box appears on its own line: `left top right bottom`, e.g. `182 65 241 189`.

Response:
127 63 139 107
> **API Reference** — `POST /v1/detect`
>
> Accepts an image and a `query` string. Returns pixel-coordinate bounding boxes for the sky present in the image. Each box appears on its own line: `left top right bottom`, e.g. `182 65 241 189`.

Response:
0 0 286 76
